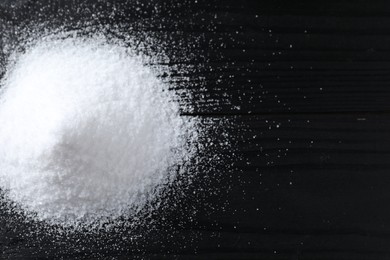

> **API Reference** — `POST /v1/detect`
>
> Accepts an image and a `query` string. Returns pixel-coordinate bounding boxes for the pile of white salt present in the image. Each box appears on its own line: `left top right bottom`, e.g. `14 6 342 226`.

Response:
0 34 198 227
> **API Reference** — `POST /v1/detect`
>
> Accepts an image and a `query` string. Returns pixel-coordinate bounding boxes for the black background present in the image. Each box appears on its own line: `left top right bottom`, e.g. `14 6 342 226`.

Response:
1 0 390 259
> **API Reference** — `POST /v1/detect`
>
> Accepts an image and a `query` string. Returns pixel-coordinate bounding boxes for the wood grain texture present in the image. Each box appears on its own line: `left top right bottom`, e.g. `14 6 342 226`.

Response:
1 0 390 259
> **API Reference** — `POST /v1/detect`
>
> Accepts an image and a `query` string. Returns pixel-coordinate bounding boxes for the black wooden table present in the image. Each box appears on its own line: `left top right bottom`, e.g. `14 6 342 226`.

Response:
1 0 390 259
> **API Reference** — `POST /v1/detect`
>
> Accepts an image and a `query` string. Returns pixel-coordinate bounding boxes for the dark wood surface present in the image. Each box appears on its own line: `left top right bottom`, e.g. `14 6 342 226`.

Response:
1 0 390 259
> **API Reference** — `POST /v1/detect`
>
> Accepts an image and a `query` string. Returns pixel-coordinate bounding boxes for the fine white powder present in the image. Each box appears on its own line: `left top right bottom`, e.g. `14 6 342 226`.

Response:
0 34 198 228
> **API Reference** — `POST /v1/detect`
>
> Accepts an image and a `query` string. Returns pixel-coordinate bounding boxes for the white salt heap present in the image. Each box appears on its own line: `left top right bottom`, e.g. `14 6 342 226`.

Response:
0 34 196 227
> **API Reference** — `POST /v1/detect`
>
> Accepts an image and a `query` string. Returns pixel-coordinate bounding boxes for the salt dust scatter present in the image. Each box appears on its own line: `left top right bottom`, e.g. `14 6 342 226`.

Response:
0 34 198 228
